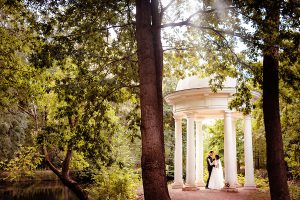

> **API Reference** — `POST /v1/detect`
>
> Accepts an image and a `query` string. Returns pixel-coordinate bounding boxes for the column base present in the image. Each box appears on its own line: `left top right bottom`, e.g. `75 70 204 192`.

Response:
221 186 238 193
234 181 242 188
244 184 256 190
182 184 199 191
222 182 238 192
195 181 206 187
171 182 184 189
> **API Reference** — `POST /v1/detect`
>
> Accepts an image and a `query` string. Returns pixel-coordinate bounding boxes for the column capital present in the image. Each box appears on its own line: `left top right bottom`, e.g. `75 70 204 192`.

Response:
173 115 183 121
185 112 196 118
224 110 232 118
195 118 204 123
224 109 233 113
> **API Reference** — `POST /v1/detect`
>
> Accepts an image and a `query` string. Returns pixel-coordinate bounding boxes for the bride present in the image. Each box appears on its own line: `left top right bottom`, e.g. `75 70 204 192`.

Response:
208 155 224 189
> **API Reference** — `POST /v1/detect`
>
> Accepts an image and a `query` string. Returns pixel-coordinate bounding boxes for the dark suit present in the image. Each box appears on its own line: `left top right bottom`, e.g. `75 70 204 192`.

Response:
206 155 214 188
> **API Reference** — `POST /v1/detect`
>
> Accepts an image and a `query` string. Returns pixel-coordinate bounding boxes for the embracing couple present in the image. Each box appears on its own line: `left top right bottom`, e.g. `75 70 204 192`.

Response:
205 150 224 189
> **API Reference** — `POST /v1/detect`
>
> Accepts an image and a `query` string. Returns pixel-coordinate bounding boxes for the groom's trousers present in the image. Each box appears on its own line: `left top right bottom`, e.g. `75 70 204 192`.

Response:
206 169 212 188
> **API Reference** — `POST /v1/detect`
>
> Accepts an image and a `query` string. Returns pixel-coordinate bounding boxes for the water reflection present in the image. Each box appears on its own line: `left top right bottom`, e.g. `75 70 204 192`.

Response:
0 181 79 200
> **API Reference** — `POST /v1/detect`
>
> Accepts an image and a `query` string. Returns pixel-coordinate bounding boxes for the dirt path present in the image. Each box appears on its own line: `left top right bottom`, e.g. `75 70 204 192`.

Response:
137 186 270 200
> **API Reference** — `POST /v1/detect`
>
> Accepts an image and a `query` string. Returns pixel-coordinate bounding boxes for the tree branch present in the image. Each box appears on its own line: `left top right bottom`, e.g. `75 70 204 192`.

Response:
186 6 235 22
162 21 241 37
161 0 175 14
62 145 72 178
43 146 61 177
18 105 35 118
163 47 194 52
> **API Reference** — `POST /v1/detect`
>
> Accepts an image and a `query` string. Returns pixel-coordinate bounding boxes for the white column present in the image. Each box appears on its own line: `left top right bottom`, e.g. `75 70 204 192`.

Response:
224 111 236 188
172 116 183 189
195 120 205 186
232 119 239 186
244 115 256 189
185 115 197 189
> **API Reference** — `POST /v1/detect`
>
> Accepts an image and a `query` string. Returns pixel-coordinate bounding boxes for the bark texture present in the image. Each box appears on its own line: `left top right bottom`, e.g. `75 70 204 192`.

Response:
136 0 170 199
263 2 290 199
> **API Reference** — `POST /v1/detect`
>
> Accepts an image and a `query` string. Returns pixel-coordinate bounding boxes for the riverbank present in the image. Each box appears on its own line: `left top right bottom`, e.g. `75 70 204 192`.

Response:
0 170 59 182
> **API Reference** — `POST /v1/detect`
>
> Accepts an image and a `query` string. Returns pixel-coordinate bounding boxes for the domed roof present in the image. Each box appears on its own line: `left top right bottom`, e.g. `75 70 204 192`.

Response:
175 76 237 91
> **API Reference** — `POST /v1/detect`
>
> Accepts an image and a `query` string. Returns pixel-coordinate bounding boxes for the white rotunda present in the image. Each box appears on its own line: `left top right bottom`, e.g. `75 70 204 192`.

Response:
165 76 259 190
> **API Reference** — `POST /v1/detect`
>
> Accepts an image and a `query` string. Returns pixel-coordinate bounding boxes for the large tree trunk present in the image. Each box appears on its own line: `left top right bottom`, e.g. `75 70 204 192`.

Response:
136 0 170 199
263 2 290 199
263 54 290 200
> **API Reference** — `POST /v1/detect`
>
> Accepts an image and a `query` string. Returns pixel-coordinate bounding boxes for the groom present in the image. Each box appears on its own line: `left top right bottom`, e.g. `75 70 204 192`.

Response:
205 150 215 189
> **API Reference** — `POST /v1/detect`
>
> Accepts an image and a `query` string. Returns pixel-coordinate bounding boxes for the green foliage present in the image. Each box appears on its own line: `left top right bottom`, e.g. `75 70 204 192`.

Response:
0 0 41 108
252 107 267 169
203 169 208 183
255 177 269 190
2 146 43 181
280 81 300 180
0 111 30 160
205 120 224 157
70 151 90 171
289 181 300 200
238 173 269 190
237 173 245 185
205 119 244 164
287 161 300 180
88 164 140 200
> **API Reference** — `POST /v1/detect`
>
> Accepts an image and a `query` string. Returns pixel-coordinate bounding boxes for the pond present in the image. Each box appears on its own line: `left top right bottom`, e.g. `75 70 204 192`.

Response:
0 181 79 200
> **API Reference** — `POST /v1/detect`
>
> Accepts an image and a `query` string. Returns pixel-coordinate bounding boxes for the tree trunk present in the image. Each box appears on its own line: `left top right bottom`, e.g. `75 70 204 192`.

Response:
41 109 87 199
43 147 88 200
263 2 290 199
136 0 170 199
59 176 88 200
62 146 72 178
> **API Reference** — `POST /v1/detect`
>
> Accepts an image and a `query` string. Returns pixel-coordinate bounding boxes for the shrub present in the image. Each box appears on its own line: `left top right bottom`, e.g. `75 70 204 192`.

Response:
237 173 269 190
87 164 140 200
288 161 300 180
71 168 94 184
289 181 300 200
255 177 269 190
237 174 245 185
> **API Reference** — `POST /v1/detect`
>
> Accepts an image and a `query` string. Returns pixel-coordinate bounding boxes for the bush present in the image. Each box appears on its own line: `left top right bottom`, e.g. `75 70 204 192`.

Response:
253 170 269 190
255 177 269 190
71 168 94 184
237 173 269 190
87 164 140 200
289 181 300 200
288 161 300 180
255 169 268 179
237 174 245 185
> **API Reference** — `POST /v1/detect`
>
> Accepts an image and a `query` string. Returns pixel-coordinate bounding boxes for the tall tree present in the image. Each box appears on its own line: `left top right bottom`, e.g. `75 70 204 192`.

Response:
231 1 299 198
136 0 170 199
261 1 290 199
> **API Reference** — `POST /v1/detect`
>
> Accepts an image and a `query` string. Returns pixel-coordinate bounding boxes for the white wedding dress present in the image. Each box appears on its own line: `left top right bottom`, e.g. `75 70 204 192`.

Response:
208 159 224 189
